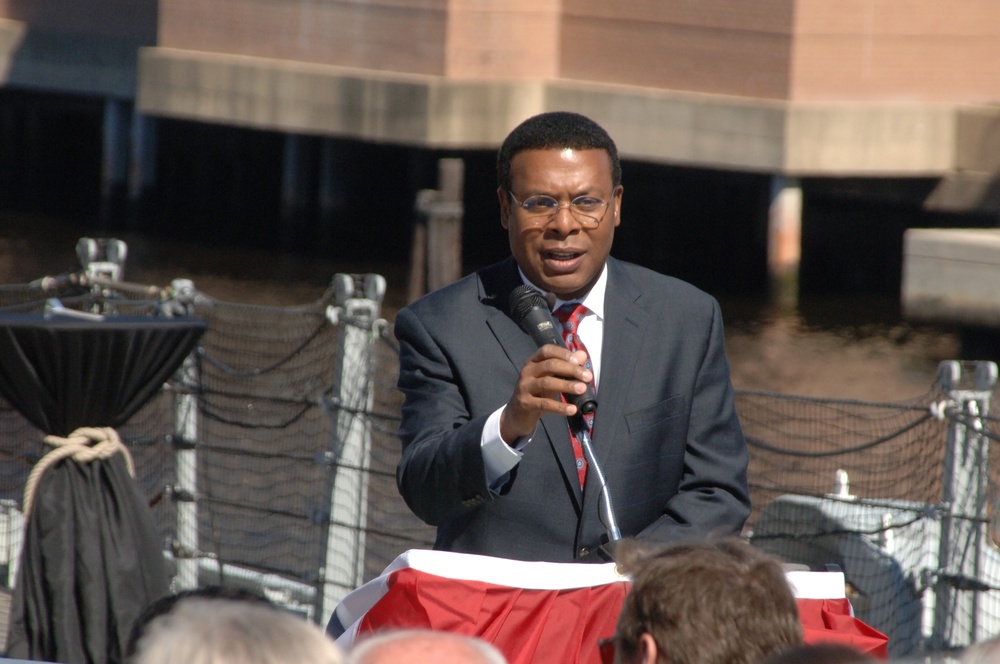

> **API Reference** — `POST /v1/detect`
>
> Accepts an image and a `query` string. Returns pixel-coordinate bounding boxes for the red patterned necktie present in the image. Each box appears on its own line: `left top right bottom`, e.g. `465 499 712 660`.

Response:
554 303 595 488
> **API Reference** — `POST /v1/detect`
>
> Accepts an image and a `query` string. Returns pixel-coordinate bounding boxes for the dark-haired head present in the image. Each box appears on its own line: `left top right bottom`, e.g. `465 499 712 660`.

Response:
497 111 621 192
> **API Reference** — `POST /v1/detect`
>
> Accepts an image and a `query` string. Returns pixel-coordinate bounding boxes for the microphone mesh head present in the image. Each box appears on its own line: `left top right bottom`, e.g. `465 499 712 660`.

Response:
509 285 548 323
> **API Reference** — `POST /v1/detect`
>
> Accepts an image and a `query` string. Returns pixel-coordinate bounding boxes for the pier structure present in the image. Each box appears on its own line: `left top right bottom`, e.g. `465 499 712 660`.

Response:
3 3 1000 300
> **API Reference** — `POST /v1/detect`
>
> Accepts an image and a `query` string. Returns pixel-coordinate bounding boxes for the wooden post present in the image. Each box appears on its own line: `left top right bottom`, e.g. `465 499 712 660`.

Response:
280 134 312 248
768 175 802 310
407 193 429 304
409 159 464 301
100 98 130 230
127 111 156 231
317 138 347 254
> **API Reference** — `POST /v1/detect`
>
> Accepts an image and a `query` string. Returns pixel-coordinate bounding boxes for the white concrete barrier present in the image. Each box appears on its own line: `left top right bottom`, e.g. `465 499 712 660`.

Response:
902 228 1000 327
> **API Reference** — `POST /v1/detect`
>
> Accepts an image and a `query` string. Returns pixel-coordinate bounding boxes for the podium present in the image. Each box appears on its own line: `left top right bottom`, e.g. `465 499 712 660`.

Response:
0 313 206 663
330 549 890 663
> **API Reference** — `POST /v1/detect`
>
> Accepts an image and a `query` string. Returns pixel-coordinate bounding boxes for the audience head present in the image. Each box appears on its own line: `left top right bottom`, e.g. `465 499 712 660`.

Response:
346 628 508 664
128 597 344 664
962 635 1000 663
759 643 878 664
608 537 803 664
126 585 275 658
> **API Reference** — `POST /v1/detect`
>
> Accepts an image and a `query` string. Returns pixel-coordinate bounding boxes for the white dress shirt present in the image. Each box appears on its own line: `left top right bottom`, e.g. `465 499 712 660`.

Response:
481 264 608 490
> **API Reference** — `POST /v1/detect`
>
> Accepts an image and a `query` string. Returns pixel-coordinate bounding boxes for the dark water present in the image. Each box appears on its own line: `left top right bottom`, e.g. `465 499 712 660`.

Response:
0 211 961 403
0 92 987 405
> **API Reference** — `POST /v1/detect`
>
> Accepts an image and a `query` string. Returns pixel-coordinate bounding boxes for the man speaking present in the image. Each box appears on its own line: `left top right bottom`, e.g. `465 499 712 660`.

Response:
394 111 750 562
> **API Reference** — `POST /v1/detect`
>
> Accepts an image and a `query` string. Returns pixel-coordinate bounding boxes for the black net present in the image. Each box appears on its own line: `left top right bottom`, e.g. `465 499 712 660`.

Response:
0 273 435 635
2 271 1000 659
741 389 946 526
740 384 1000 659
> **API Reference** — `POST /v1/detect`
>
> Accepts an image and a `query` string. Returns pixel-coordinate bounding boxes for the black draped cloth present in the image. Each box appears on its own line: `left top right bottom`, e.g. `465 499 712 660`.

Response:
0 314 206 664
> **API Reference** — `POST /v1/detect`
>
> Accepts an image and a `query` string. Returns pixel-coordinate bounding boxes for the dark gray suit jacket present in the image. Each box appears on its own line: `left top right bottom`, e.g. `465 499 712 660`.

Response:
395 256 750 562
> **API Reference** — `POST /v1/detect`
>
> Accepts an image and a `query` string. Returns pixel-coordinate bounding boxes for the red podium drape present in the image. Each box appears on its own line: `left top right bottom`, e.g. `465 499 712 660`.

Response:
330 550 889 664
796 597 889 658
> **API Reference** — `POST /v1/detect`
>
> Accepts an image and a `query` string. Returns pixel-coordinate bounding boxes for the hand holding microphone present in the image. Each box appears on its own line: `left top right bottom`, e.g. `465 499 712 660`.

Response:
508 284 598 415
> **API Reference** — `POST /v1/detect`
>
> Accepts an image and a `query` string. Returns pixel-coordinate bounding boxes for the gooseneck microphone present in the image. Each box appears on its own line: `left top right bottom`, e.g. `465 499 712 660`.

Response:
508 284 597 415
508 284 621 546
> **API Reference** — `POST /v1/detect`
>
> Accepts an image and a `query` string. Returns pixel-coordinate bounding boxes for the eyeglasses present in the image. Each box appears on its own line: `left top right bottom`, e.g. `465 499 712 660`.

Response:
507 190 615 229
598 636 618 664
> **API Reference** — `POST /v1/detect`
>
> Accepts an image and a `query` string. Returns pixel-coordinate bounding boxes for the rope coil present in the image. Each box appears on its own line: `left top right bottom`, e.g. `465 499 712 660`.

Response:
22 427 135 519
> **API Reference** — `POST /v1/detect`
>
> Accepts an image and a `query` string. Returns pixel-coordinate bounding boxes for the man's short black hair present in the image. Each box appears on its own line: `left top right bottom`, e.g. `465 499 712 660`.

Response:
496 111 622 192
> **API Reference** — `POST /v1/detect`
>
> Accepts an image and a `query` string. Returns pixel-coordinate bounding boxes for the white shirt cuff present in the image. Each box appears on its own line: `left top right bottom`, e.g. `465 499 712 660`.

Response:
482 406 529 491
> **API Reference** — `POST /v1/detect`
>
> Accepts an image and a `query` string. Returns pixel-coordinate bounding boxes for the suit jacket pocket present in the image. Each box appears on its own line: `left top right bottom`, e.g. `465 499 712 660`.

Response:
624 395 685 434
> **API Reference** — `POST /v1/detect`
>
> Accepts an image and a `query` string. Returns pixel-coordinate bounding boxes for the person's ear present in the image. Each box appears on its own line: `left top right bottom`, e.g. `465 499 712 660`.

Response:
638 632 660 664
497 188 511 229
612 185 623 228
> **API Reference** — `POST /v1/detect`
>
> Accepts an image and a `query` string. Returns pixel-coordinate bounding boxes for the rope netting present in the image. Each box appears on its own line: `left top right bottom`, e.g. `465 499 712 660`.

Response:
0 275 435 625
740 388 948 528
1 272 1000 657
738 384 1000 658
177 288 433 588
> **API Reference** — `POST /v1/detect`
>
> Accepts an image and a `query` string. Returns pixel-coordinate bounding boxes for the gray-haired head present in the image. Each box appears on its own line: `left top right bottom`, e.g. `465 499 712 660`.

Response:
346 628 507 664
129 597 344 664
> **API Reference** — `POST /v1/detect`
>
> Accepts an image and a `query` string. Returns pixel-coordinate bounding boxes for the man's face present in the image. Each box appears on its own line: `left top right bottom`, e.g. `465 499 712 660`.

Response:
499 148 622 301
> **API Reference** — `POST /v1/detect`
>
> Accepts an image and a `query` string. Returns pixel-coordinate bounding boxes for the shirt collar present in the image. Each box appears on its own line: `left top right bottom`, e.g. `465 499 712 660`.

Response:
516 264 607 320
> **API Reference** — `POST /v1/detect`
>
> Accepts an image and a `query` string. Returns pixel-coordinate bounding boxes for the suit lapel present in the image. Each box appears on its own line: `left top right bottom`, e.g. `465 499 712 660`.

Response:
481 259 536 374
581 259 647 528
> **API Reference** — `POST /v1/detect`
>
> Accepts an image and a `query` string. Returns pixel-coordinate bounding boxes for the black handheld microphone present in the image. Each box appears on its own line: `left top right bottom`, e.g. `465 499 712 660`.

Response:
509 284 598 415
